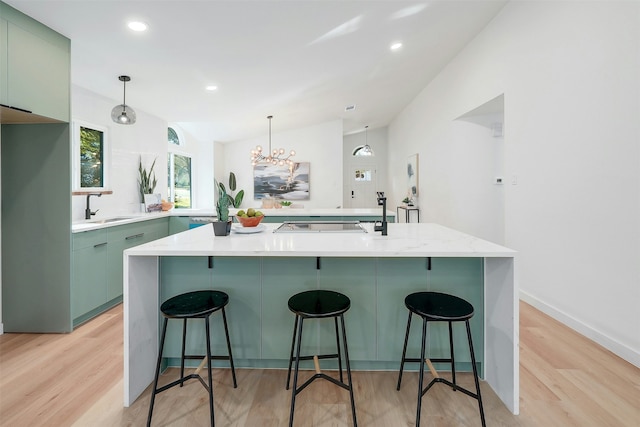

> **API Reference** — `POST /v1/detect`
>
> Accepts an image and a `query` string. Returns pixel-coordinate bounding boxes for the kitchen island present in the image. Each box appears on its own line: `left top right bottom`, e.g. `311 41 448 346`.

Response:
123 222 518 414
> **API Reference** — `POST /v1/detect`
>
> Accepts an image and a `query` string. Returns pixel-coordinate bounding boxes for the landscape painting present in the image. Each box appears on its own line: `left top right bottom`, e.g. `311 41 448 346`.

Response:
253 162 310 200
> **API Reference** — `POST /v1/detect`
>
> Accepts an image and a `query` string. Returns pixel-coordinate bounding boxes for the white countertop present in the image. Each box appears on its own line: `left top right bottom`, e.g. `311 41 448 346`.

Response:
72 208 395 233
124 222 516 258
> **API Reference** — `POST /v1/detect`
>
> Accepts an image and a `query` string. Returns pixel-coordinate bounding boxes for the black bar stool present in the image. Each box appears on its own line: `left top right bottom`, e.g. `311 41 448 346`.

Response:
286 289 357 427
147 290 237 427
397 291 485 427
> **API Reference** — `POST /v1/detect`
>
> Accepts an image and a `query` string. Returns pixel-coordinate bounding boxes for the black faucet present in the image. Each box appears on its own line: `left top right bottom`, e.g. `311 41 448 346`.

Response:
85 193 102 219
374 191 387 236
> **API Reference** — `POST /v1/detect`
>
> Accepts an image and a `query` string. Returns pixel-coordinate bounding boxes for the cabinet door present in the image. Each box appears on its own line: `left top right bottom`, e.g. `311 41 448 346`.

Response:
376 258 429 361
317 258 376 362
6 21 70 121
168 216 190 235
72 231 108 320
261 257 317 359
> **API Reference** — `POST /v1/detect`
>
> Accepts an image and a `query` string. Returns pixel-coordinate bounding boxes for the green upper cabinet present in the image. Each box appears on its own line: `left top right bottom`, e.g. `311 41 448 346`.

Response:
0 2 70 122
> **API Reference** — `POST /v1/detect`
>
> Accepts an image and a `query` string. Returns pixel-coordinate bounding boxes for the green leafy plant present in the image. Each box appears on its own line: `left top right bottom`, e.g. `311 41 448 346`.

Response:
402 197 411 204
138 157 157 203
280 200 292 206
215 179 230 222
226 172 244 208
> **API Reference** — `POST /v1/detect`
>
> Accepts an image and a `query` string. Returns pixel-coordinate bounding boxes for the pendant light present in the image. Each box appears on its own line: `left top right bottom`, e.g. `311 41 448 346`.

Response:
250 115 296 166
111 75 137 125
355 125 374 156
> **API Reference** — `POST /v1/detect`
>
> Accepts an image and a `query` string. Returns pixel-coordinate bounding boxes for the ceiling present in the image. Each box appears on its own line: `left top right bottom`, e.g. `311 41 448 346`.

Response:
5 0 507 143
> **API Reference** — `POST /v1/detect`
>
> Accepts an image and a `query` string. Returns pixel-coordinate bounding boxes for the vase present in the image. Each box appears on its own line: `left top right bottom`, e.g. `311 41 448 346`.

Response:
213 220 232 236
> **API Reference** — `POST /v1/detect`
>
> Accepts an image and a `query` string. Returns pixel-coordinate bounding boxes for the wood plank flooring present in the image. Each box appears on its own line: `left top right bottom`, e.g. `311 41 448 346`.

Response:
0 301 638 426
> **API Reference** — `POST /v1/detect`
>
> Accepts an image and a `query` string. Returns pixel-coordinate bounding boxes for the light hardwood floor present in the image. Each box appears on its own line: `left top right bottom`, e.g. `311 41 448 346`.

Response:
1 301 638 426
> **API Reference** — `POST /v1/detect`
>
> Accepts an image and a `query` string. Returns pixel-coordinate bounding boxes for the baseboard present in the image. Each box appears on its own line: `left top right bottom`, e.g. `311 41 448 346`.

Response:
520 291 639 368
0 322 4 335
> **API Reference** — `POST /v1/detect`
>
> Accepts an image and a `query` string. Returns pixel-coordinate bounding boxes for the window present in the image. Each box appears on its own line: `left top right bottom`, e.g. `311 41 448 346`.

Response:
73 121 108 190
168 127 180 145
168 153 192 208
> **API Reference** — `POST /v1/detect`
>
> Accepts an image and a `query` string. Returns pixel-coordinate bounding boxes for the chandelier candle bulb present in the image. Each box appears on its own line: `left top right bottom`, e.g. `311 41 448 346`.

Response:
249 115 296 165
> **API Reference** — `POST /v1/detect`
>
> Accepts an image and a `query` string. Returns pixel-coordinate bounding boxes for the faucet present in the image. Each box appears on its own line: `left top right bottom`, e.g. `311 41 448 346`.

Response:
374 191 388 236
85 193 102 219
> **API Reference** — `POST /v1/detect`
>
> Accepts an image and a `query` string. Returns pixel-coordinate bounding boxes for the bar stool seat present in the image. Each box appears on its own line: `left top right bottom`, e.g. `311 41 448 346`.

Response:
286 290 357 427
397 291 485 427
147 290 237 427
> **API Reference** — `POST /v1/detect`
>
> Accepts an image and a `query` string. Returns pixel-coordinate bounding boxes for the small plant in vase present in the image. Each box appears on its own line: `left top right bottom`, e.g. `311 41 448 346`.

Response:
214 179 232 236
138 157 159 212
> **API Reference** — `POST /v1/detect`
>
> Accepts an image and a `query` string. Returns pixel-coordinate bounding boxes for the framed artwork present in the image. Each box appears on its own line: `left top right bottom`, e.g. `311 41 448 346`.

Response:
407 153 419 198
144 193 162 212
253 162 310 200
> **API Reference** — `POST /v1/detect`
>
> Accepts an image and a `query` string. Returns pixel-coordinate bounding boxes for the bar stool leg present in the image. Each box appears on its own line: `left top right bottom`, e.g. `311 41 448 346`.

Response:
466 320 486 427
289 317 304 427
180 318 187 387
334 316 343 383
221 307 237 388
448 321 457 391
205 315 215 427
147 317 168 427
416 317 428 427
286 315 299 390
397 311 413 390
340 314 357 427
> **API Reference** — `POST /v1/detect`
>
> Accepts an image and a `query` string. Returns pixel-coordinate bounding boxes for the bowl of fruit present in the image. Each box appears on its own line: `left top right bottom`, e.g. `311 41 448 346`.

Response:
236 208 265 227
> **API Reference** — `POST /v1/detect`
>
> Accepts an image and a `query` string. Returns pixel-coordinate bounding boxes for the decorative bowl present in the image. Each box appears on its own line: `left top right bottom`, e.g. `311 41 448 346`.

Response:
236 215 265 227
161 201 174 211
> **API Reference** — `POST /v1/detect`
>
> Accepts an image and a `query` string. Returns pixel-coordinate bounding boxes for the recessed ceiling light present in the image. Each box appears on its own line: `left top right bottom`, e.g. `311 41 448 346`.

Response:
345 104 356 112
390 42 403 51
206 85 218 91
127 21 148 32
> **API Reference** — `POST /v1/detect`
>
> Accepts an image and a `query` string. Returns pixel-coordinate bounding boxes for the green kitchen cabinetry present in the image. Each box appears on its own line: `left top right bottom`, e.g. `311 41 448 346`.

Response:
72 229 108 322
73 218 169 327
0 2 70 122
107 218 169 301
155 256 482 373
160 256 262 362
168 216 190 235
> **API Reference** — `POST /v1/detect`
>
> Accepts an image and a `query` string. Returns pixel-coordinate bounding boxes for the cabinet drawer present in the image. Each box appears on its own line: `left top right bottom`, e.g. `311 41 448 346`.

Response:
73 229 108 251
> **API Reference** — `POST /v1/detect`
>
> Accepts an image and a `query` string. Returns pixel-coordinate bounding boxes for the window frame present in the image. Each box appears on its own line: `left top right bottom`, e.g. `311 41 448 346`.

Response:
72 120 110 191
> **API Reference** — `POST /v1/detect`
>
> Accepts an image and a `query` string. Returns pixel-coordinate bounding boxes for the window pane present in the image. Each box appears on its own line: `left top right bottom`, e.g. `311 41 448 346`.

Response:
80 126 104 187
168 127 180 145
173 154 191 208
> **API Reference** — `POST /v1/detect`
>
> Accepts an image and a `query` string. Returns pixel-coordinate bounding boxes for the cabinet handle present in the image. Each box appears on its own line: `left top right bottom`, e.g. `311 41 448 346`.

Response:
208 256 213 269
427 257 432 271
316 257 321 270
94 242 108 248
125 233 144 240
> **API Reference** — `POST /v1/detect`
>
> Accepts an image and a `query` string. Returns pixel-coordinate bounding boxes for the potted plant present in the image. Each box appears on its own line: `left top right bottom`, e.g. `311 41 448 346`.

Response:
214 179 232 236
226 172 244 208
138 157 158 211
402 196 412 206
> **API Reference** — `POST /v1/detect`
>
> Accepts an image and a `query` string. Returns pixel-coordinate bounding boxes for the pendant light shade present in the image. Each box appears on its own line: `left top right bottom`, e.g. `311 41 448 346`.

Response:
111 75 136 125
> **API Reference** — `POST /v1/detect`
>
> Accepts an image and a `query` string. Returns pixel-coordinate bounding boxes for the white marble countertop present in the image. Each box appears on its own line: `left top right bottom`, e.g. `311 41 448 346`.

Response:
72 208 395 233
124 222 516 258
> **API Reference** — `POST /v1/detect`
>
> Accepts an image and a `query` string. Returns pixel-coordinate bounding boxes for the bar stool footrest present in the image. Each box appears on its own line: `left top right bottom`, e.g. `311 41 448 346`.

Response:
422 377 480 400
154 373 210 395
294 372 351 396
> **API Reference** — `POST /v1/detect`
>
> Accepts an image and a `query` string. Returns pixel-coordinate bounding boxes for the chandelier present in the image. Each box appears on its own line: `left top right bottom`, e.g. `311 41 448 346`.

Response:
250 115 296 166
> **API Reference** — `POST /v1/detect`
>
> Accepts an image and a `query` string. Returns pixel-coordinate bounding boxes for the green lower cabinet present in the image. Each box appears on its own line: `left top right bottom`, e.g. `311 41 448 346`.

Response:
73 218 169 327
261 257 318 359
317 258 376 362
168 216 190 235
376 258 429 361
156 256 485 374
72 230 108 321
160 256 262 362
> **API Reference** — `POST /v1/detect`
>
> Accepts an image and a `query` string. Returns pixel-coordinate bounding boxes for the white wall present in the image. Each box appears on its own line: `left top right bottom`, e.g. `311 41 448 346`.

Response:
342 126 388 208
71 86 215 219
388 1 640 366
222 119 343 209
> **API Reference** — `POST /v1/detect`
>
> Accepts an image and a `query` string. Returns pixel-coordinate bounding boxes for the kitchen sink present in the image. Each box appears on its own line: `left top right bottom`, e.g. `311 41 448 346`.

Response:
274 221 367 233
88 216 135 224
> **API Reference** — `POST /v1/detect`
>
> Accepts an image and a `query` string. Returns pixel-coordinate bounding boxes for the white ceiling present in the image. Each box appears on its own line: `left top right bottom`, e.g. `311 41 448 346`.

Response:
5 0 507 143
